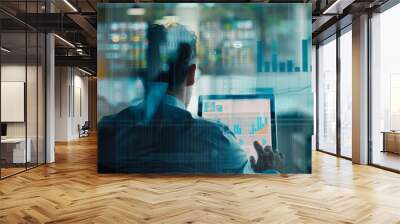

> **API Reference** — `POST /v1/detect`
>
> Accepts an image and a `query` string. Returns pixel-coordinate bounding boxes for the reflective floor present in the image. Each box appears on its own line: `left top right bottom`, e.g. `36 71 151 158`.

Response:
372 150 400 171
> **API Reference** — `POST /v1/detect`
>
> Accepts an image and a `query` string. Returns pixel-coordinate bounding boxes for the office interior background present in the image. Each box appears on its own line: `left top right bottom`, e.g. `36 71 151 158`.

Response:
0 0 400 223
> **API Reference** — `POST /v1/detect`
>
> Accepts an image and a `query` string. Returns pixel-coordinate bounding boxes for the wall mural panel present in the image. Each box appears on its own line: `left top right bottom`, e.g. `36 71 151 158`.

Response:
97 3 313 174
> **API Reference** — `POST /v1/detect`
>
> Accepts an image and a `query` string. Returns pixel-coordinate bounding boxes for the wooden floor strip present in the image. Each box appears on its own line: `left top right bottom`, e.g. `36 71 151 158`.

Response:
0 135 400 223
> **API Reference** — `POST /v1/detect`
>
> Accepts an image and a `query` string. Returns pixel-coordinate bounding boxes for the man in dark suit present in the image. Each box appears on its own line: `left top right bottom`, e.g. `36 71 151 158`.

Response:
98 23 282 174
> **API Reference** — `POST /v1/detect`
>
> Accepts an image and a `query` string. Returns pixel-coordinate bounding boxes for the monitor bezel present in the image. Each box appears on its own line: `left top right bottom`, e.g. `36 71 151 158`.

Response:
198 94 277 151
1 123 7 137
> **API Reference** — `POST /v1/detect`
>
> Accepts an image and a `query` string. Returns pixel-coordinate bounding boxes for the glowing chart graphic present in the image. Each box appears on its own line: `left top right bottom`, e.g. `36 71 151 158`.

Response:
202 98 272 158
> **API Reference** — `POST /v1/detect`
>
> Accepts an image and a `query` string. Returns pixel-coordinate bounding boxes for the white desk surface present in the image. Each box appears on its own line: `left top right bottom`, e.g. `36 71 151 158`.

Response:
1 137 32 163
1 138 27 144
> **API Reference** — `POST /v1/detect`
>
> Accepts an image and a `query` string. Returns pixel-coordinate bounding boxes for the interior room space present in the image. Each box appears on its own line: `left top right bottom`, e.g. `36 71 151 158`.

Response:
370 3 400 171
1 0 400 223
0 26 46 178
54 66 92 142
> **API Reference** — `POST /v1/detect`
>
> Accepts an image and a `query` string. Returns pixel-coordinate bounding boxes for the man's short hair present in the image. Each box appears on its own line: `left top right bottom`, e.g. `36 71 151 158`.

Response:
146 23 197 91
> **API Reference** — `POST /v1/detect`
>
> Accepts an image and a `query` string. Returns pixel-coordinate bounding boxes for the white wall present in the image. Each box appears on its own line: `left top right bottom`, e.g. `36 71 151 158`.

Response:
1 65 39 137
1 65 27 139
72 73 89 138
1 64 46 164
55 67 89 141
55 67 69 141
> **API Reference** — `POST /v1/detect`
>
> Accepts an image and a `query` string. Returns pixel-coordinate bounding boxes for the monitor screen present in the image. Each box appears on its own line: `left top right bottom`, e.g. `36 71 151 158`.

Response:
1 123 7 137
199 95 276 159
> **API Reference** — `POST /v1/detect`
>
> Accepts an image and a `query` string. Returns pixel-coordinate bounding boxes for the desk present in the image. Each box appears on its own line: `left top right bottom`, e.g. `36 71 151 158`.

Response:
382 131 400 154
1 138 31 163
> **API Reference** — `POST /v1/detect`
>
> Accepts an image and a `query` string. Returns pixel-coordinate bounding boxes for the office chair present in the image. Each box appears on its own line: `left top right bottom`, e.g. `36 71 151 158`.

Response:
79 121 90 138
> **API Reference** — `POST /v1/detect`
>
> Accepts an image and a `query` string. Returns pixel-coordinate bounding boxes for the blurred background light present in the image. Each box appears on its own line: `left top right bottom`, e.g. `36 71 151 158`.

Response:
127 8 146 16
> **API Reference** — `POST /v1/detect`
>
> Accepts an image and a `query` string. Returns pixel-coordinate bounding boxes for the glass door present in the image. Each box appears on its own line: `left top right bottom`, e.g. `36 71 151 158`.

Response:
317 36 337 154
1 30 28 178
0 1 47 179
370 4 400 171
339 27 352 158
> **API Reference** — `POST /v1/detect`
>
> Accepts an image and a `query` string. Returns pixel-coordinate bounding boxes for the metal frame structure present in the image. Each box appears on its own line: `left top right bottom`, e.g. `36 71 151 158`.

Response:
0 0 47 180
366 0 400 173
315 22 352 161
315 0 400 173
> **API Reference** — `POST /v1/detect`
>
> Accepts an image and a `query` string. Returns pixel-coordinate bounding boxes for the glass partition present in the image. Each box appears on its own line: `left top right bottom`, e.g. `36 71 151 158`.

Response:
317 36 337 154
0 1 46 179
1 30 28 177
371 4 400 171
339 28 352 158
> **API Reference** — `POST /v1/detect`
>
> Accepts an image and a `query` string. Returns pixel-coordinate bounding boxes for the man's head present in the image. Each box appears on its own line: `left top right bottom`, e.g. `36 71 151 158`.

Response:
146 23 197 107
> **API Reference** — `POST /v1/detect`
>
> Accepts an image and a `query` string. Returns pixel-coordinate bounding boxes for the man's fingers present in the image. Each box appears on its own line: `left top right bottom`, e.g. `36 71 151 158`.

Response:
263 145 273 154
274 153 283 168
278 152 284 160
253 141 265 156
250 156 257 170
263 145 273 160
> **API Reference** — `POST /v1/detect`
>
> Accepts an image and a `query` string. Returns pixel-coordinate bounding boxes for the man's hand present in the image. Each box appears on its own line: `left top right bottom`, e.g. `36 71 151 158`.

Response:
250 141 284 172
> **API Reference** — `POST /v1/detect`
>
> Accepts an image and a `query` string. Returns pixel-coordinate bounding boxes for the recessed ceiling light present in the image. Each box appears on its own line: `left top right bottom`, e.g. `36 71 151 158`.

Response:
1 47 11 53
54 34 75 48
322 0 353 15
127 8 146 16
63 0 78 12
78 67 93 76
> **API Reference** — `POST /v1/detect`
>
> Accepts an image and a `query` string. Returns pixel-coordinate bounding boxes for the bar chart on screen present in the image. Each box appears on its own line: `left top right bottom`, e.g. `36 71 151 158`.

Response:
202 98 272 158
256 39 311 73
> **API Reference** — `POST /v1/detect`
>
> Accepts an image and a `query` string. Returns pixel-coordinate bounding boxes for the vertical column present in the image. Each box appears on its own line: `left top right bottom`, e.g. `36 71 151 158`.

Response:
46 1 55 163
336 29 341 157
54 67 73 141
352 14 369 164
88 77 97 132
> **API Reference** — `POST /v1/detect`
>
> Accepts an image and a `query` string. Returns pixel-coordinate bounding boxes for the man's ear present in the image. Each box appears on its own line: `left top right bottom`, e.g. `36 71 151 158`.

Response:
186 64 196 86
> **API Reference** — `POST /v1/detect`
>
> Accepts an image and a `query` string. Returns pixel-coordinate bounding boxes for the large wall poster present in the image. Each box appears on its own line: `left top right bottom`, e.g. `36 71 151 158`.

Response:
98 3 313 174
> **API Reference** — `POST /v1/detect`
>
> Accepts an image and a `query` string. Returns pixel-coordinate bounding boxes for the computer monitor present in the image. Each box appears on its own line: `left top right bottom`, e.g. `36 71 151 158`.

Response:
1 123 7 137
198 94 277 159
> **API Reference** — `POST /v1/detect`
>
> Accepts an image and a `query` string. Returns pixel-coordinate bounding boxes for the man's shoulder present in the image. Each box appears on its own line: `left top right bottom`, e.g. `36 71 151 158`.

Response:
98 113 117 125
98 106 140 128
98 108 127 121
